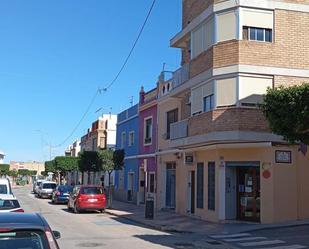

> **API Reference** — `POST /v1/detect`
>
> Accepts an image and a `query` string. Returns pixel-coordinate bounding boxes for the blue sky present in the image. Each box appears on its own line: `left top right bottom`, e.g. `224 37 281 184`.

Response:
0 0 182 163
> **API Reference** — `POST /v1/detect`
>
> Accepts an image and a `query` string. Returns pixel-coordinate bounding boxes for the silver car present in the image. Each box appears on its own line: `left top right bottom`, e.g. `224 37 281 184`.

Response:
37 181 57 199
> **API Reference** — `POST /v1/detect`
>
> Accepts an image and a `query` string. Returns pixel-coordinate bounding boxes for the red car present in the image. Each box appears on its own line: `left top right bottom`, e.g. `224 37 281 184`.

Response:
67 185 106 213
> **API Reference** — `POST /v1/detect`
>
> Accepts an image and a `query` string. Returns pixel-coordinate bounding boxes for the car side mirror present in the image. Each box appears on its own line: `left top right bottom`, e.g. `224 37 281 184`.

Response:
53 231 61 239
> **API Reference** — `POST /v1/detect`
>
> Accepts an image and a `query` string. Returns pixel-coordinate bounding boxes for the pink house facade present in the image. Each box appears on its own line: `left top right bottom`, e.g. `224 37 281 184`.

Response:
137 86 158 204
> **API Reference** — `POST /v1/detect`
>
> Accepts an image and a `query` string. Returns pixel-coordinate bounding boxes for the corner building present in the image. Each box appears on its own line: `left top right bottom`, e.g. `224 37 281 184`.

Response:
157 0 309 223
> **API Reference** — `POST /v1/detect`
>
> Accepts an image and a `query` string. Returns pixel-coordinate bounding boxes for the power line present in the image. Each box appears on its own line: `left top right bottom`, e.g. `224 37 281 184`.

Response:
54 89 100 147
102 0 157 91
52 0 157 148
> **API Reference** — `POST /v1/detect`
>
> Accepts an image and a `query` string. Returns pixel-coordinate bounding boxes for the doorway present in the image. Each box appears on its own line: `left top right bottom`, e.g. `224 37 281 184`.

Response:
237 167 260 222
127 173 134 202
166 163 176 209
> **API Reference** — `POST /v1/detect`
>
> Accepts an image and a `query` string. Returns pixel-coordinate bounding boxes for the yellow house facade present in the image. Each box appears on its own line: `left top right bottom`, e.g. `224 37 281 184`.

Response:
155 0 309 224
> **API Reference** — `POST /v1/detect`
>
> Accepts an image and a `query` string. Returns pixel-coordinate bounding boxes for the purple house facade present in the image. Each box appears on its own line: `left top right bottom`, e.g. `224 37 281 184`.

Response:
138 86 158 204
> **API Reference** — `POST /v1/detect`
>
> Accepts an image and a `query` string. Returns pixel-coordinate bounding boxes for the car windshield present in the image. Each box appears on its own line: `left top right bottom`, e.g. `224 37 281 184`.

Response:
80 187 103 195
42 183 57 189
0 185 8 194
0 230 49 249
58 185 73 193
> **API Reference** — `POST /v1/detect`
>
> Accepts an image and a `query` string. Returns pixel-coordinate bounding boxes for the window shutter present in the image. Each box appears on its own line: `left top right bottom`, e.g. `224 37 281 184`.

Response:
242 8 273 29
216 78 237 106
191 86 203 115
217 11 237 42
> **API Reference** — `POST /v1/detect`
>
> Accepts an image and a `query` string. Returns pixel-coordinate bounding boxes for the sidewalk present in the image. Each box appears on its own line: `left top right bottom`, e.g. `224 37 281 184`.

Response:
106 200 309 235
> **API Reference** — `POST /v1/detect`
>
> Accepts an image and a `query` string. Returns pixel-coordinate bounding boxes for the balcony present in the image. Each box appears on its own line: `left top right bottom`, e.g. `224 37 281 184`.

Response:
172 64 189 89
169 107 276 148
170 119 188 140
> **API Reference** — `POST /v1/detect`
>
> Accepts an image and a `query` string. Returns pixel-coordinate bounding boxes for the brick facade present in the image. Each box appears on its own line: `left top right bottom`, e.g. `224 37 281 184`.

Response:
275 76 309 87
182 0 213 28
188 108 270 137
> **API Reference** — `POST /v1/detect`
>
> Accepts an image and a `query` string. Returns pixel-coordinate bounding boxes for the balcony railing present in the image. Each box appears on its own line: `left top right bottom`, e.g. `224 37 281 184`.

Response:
172 64 189 89
170 119 188 140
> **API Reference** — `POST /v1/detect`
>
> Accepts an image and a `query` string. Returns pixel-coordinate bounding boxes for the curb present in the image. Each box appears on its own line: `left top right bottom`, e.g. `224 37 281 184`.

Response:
104 209 190 233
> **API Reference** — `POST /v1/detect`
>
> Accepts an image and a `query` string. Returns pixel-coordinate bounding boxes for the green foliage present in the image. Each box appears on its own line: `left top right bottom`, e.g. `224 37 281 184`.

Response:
0 164 10 176
8 170 18 177
113 149 125 171
99 150 114 173
30 170 37 176
78 151 102 172
18 169 30 176
54 156 79 173
45 160 56 173
261 84 309 144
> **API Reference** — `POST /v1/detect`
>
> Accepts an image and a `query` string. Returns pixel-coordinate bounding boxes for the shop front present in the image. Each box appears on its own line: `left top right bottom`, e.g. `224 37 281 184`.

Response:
225 162 260 222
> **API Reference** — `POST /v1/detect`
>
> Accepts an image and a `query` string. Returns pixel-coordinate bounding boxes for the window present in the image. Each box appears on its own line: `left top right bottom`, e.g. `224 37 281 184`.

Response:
92 138 97 151
166 109 178 139
129 131 134 146
196 163 204 209
208 162 215 211
243 26 272 42
149 173 155 193
203 94 214 112
217 11 237 42
191 18 214 58
144 118 152 144
121 132 126 148
99 136 106 149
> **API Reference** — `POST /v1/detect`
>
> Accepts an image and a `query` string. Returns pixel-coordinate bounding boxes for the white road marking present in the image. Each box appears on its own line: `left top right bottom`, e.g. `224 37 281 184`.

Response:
223 236 266 242
239 239 285 247
210 233 251 239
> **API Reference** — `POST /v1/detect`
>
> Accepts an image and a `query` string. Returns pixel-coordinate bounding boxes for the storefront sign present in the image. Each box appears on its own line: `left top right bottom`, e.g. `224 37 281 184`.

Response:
275 150 292 164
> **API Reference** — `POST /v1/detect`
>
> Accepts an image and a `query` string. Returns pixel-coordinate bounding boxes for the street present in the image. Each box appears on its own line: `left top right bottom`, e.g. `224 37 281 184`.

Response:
14 186 309 249
14 186 211 249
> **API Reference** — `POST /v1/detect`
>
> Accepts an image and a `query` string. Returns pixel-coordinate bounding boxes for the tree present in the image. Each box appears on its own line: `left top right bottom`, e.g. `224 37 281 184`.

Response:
8 170 18 183
0 164 10 177
78 151 102 184
261 84 309 144
54 156 79 184
113 149 125 171
45 160 56 173
99 149 125 207
18 169 30 176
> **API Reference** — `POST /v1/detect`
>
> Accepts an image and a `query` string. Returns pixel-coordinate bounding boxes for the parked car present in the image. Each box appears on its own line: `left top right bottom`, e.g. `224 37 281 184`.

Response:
0 178 13 195
37 181 57 199
0 212 60 249
52 185 73 204
33 179 44 194
68 185 106 213
0 194 24 213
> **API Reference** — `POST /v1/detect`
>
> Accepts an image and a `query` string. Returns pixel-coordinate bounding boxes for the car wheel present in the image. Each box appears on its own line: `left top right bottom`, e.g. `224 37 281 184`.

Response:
74 204 79 214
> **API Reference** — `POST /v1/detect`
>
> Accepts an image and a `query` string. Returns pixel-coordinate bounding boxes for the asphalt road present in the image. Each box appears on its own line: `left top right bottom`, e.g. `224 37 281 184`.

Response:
13 186 309 249
13 186 215 249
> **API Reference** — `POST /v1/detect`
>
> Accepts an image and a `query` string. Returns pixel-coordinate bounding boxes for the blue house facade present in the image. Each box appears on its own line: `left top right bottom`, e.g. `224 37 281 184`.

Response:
114 104 139 203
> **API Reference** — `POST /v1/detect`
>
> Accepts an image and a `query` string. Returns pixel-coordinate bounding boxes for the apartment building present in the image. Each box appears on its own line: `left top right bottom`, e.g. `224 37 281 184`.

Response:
114 104 140 203
159 0 309 223
10 161 45 176
80 114 117 152
78 114 117 185
65 139 81 157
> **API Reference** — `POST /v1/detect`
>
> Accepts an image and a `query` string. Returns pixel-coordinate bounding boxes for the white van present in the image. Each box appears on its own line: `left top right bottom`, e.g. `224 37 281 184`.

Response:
0 178 13 195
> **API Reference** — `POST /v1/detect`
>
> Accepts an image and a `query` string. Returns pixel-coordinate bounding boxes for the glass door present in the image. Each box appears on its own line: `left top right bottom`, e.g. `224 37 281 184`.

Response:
237 167 260 222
